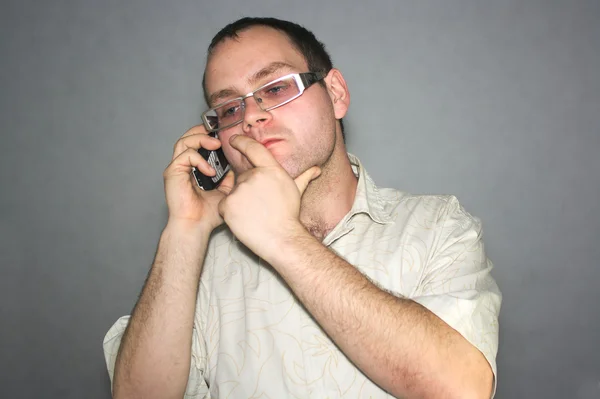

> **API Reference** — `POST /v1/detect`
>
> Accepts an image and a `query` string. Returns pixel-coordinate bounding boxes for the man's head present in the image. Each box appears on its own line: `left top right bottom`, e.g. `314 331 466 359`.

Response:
202 17 350 179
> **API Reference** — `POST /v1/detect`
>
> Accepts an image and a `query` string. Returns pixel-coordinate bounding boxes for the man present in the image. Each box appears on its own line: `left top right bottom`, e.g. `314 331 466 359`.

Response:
103 17 501 399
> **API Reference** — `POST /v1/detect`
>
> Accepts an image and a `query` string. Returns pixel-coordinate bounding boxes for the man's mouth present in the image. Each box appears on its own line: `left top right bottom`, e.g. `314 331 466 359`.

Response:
260 139 283 149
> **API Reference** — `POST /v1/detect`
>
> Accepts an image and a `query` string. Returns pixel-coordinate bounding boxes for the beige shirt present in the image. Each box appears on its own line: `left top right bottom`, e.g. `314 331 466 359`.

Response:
104 154 501 398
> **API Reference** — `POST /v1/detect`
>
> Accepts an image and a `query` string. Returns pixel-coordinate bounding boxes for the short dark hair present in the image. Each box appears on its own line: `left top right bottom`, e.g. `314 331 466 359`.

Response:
202 17 345 140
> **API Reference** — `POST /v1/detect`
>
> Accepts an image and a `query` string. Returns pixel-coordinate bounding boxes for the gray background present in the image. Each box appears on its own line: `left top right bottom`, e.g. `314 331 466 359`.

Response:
1 0 599 398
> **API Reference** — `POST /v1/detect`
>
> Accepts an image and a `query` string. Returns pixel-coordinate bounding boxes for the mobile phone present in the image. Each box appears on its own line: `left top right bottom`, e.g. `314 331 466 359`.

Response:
192 132 231 190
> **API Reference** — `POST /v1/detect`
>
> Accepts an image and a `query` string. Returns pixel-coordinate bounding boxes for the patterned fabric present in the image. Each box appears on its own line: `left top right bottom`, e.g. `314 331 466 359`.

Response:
103 153 501 398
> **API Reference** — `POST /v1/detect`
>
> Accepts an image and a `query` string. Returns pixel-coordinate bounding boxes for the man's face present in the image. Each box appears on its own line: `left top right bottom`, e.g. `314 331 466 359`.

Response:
204 26 338 179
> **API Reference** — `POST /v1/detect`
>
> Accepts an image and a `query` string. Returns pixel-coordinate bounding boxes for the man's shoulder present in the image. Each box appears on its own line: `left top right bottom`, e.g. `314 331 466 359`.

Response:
376 186 466 223
353 155 467 224
378 187 459 206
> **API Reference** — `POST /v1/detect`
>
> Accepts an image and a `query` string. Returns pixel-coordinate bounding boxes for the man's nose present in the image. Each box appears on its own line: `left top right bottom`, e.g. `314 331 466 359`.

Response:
242 96 272 131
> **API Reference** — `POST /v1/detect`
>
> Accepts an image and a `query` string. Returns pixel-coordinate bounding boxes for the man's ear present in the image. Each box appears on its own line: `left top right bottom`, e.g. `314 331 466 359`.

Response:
325 69 350 120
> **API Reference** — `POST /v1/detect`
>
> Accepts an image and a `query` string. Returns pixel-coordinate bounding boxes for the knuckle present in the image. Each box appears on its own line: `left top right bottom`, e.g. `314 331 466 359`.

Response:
162 165 172 178
184 147 198 156
183 125 205 137
173 135 182 146
171 148 197 165
173 140 181 153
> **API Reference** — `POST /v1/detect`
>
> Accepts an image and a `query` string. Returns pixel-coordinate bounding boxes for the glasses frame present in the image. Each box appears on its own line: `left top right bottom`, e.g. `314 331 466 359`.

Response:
202 71 327 133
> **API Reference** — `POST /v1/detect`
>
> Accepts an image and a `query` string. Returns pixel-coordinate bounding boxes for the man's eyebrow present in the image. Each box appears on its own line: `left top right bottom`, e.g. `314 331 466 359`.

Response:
247 61 296 87
208 88 238 108
208 62 297 107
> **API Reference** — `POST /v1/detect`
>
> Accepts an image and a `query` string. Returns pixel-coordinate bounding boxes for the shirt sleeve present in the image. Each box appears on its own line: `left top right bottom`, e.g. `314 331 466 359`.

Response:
102 315 210 398
410 196 502 398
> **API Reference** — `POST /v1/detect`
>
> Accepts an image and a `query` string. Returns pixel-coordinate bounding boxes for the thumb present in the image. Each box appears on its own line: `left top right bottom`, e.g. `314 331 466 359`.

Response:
294 166 321 195
217 196 227 218
216 170 235 195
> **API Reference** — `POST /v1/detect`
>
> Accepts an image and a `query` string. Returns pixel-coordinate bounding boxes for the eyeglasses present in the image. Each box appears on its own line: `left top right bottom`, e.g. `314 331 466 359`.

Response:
202 71 327 133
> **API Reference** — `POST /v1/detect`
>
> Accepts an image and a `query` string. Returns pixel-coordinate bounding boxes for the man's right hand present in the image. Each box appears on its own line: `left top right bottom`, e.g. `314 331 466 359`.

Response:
163 125 235 231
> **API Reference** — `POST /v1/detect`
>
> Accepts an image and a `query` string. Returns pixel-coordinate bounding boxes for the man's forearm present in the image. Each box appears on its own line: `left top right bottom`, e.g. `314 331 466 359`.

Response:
112 221 212 399
268 231 492 399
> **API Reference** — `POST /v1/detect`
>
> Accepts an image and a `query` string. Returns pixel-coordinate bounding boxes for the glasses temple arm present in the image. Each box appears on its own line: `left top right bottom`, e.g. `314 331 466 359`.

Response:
300 71 327 88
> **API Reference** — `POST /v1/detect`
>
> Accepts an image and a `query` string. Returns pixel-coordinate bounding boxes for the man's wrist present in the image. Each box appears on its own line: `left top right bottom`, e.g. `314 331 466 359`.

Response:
164 217 214 238
263 221 320 268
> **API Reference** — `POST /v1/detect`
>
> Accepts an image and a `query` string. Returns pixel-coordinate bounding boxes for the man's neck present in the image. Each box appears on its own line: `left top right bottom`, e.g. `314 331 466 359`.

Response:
299 150 358 241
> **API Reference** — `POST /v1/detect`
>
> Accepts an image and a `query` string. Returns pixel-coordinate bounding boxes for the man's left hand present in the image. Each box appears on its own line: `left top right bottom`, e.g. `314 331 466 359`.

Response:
218 135 321 262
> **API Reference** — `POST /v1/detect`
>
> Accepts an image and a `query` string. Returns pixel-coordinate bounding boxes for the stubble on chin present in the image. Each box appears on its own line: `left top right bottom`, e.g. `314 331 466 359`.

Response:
277 153 306 179
231 150 304 179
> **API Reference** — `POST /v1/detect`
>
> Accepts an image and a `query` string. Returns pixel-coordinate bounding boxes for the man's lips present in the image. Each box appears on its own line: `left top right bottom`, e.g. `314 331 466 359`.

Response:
260 139 283 148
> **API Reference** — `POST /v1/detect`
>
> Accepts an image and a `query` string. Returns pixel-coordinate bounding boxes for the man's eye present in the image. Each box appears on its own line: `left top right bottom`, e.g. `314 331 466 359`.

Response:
219 105 239 118
267 86 285 94
264 83 292 96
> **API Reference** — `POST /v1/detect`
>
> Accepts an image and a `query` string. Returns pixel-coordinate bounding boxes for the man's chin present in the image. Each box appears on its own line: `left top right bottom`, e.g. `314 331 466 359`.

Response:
232 150 303 179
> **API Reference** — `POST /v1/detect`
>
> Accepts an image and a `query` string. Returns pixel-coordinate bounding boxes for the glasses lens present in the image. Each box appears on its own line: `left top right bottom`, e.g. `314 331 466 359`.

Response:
255 76 300 109
207 99 244 131
204 114 219 130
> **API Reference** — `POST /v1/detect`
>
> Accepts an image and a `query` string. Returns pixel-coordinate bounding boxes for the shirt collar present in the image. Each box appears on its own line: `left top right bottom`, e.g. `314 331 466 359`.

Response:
347 153 393 225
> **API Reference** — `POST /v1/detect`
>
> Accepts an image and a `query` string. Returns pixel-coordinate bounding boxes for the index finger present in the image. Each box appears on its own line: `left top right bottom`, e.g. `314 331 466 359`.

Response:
229 135 280 168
